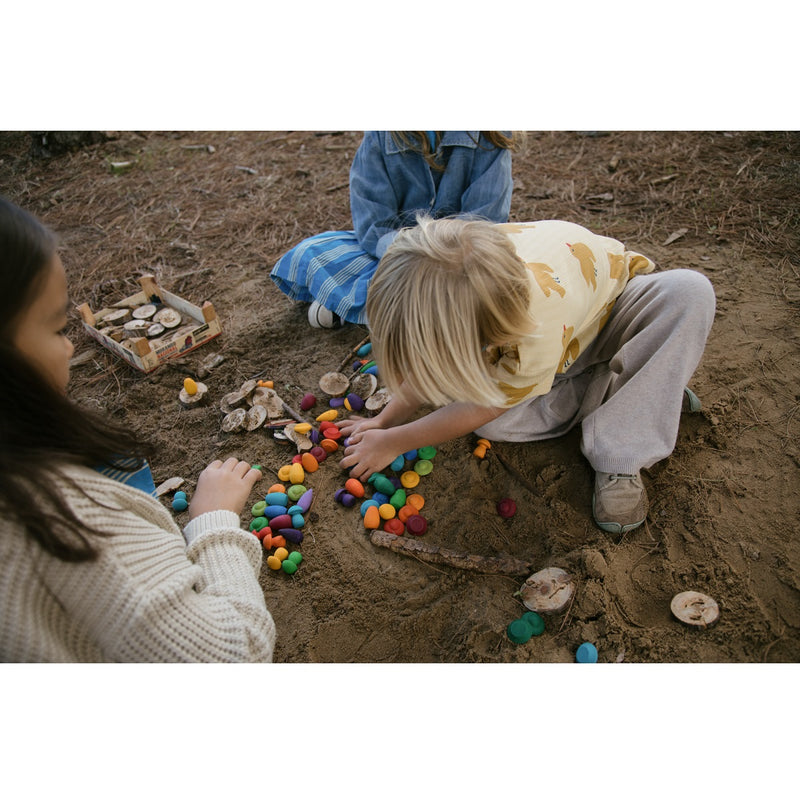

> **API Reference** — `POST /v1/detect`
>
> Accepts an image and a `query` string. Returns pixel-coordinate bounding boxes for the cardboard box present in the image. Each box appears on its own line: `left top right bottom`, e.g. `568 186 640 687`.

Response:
77 274 222 373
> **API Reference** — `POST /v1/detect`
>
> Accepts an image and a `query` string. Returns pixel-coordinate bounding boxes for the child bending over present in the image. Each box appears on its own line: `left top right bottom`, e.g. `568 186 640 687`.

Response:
339 215 715 534
0 196 276 661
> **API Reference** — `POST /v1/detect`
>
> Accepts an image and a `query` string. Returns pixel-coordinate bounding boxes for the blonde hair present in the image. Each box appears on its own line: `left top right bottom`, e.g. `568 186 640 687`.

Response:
366 215 535 408
390 132 525 170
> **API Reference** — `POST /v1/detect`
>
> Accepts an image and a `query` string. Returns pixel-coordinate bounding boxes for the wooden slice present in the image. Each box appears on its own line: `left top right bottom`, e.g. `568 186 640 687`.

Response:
238 379 258 398
319 371 350 397
221 408 246 432
222 387 249 409
153 307 182 328
350 372 378 399
244 404 267 431
364 387 391 413
146 322 165 338
519 567 575 614
132 303 157 319
178 381 208 407
283 423 313 451
250 386 285 418
670 591 720 629
100 308 131 325
123 319 151 333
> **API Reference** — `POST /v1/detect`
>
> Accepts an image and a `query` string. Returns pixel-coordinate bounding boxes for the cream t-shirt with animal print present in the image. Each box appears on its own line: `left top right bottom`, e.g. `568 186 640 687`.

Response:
485 220 655 407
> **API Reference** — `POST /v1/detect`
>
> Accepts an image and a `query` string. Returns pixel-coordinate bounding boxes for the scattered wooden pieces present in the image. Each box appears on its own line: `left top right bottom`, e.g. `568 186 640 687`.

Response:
250 387 285 418
155 476 185 497
179 380 208 407
364 387 391 413
221 407 246 432
282 423 313 451
369 530 531 576
350 372 377 399
519 567 575 614
319 371 350 397
244 404 268 431
670 591 720 629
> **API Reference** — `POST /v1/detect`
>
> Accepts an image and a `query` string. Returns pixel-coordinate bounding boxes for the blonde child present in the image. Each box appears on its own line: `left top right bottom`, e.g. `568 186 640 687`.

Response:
270 131 519 327
339 215 715 534
0 196 276 661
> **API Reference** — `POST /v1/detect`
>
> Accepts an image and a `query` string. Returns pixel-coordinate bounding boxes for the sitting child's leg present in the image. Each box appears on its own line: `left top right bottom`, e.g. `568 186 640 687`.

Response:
475 268 715 534
580 269 716 532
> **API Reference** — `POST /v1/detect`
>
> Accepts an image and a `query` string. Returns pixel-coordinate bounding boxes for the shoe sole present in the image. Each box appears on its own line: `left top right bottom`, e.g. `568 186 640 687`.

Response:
682 386 702 413
592 494 646 534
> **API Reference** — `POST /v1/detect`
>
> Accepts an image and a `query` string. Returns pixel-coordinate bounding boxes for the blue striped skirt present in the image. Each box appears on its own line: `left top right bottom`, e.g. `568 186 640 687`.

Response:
270 230 379 324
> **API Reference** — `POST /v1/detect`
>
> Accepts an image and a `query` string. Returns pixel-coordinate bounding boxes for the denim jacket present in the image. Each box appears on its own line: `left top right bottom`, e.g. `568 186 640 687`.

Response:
349 131 513 258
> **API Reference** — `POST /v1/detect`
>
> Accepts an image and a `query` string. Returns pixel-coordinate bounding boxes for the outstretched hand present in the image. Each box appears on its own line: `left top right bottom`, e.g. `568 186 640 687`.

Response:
340 427 399 481
188 457 262 519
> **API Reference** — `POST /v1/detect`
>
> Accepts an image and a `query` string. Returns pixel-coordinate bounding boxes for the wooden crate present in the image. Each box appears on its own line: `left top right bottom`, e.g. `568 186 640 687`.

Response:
77 274 222 373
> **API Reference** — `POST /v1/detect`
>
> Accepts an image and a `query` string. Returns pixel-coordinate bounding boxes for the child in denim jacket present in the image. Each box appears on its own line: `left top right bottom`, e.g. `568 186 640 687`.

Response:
270 131 519 327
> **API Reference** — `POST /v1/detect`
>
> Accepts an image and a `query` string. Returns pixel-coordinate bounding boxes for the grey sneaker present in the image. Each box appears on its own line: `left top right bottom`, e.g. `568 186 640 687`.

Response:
592 472 648 534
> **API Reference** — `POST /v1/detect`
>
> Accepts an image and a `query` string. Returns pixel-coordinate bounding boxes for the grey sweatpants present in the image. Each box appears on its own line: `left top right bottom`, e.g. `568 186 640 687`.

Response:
474 269 716 475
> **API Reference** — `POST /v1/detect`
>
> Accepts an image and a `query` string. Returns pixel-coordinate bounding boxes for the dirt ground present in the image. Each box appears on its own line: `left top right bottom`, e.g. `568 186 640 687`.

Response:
1 130 798 663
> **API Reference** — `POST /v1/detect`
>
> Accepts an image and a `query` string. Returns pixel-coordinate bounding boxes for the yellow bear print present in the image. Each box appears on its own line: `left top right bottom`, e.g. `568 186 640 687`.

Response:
628 254 652 279
498 381 539 405
608 252 626 280
566 242 597 290
497 222 534 235
527 261 566 298
558 324 581 373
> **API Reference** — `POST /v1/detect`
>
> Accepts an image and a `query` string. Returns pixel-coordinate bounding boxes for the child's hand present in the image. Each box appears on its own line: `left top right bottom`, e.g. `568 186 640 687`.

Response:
188 457 262 519
340 428 399 480
337 414 380 438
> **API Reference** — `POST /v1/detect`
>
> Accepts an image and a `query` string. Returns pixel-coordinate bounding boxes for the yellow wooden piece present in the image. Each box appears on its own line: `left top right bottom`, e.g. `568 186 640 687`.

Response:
288 462 305 485
183 377 198 396
294 422 312 434
315 409 338 422
277 464 293 482
400 470 420 489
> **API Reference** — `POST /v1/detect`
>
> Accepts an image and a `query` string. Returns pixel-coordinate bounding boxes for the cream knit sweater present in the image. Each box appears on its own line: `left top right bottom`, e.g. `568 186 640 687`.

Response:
0 464 276 662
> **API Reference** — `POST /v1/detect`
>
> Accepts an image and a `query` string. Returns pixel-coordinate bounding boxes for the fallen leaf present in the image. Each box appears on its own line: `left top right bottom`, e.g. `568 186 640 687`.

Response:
663 228 689 246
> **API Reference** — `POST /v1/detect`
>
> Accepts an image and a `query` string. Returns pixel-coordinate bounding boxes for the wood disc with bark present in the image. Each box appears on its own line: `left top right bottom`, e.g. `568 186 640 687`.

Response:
319 371 350 397
519 567 575 614
670 591 720 629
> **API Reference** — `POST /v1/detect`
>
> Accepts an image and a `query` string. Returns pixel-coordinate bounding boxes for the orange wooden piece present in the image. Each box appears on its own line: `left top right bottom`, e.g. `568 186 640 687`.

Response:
262 533 287 550
301 452 319 472
345 477 365 498
363 505 381 529
397 504 418 523
406 493 425 511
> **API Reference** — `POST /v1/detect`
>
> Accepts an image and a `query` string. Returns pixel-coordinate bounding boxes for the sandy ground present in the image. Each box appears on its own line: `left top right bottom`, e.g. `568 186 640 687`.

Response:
1 130 798 663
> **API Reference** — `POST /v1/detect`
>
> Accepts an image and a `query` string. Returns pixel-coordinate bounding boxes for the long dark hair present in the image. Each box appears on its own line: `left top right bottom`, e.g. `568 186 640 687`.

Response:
0 195 154 561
